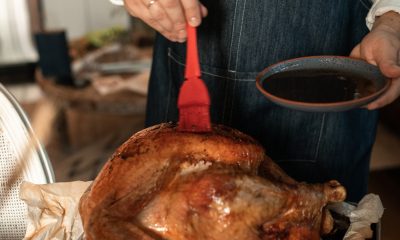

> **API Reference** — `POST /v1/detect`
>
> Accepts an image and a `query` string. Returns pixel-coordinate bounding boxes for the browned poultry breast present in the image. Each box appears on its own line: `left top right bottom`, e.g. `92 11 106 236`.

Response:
79 123 346 240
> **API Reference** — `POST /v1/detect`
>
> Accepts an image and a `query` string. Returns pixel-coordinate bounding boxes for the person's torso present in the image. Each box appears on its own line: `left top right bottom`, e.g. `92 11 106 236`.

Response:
168 0 371 76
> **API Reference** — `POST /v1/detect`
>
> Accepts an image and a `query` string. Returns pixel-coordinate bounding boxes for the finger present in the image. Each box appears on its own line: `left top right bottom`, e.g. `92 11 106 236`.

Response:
178 29 187 42
123 0 141 17
174 2 208 42
159 0 186 31
359 45 378 66
367 78 400 110
124 0 176 41
357 39 379 66
378 50 400 78
357 39 400 76
350 44 361 59
147 17 176 41
147 17 177 41
158 0 187 41
146 0 174 32
200 3 208 17
181 0 202 27
367 42 400 78
138 7 177 41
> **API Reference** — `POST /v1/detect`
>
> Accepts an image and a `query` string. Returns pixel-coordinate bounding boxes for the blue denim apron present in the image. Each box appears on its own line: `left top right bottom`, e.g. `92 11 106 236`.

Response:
146 0 377 202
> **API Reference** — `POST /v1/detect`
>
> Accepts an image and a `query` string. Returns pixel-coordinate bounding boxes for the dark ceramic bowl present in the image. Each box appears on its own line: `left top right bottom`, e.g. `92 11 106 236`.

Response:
256 56 390 112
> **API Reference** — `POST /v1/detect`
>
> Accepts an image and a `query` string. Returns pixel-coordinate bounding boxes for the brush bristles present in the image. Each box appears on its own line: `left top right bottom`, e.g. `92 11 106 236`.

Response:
178 106 211 132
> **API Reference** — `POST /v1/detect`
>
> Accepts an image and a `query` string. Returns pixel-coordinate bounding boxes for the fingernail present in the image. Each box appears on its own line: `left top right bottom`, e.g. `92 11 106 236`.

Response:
169 37 178 42
368 104 377 110
178 34 187 42
189 17 199 26
178 29 187 38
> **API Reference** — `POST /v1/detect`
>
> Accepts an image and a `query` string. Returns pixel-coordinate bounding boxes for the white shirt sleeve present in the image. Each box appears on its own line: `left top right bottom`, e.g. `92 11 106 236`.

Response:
110 0 124 6
367 0 400 29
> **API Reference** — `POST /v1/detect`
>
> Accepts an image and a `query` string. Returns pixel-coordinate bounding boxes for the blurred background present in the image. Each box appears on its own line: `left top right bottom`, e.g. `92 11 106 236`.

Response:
0 0 399 239
0 0 153 179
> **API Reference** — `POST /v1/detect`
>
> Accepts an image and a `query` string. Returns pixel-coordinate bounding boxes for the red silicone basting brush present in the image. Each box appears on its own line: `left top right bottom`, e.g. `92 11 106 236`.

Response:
177 25 211 132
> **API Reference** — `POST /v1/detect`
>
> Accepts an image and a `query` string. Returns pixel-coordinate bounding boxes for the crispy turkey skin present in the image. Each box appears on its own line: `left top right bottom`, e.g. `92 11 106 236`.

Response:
79 123 346 240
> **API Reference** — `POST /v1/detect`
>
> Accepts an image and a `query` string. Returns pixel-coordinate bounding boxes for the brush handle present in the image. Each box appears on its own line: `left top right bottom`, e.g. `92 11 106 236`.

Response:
185 25 201 79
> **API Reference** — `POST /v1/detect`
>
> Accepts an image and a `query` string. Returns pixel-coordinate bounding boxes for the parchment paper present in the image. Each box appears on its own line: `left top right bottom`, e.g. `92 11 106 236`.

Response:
19 181 92 240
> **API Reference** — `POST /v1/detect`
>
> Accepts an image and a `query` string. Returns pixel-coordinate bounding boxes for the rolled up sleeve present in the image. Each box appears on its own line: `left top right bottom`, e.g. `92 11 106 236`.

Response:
367 0 400 29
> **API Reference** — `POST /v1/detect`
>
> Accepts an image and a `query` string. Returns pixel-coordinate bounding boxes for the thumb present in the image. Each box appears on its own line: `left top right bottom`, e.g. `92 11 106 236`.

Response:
350 44 361 58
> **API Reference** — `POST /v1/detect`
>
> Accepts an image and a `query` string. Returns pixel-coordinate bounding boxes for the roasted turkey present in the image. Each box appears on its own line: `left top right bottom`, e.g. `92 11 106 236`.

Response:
79 123 346 240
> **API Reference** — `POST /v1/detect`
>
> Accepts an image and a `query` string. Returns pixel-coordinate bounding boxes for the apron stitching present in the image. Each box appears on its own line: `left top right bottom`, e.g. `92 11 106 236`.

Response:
203 72 254 81
165 48 173 122
168 48 256 81
224 0 239 123
229 0 248 125
227 0 239 70
234 0 247 72
358 0 371 10
314 113 326 160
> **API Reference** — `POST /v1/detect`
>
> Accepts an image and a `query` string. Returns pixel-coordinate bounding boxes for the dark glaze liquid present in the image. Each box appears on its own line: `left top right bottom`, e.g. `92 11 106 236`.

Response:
262 70 377 103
